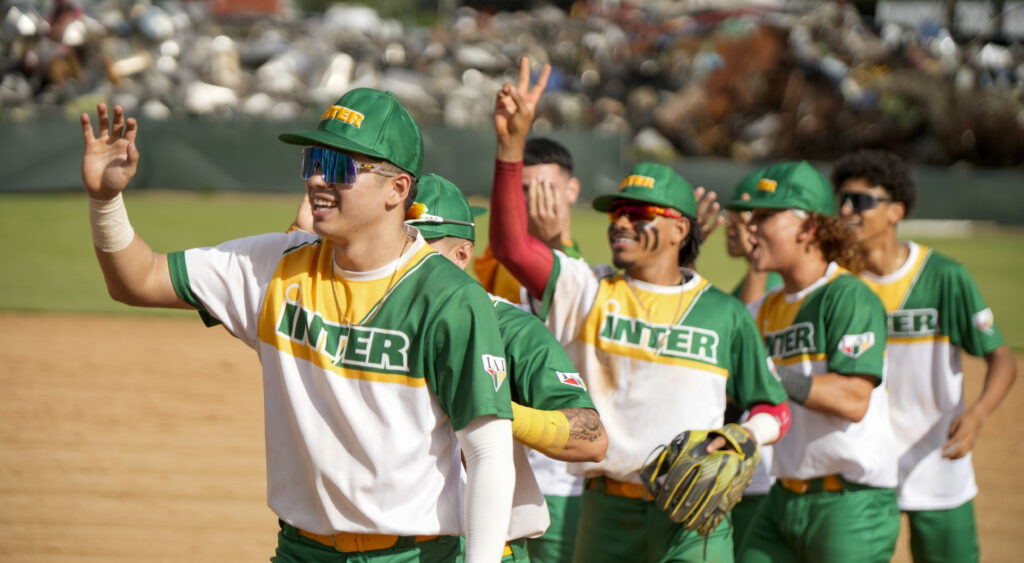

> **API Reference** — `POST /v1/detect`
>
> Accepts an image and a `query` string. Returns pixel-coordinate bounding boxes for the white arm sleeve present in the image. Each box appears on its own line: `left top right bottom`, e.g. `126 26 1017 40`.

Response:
456 415 515 563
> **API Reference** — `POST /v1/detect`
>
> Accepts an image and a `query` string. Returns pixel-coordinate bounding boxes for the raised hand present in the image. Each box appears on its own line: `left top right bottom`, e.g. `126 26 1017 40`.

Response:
693 185 724 241
81 103 140 200
494 57 551 161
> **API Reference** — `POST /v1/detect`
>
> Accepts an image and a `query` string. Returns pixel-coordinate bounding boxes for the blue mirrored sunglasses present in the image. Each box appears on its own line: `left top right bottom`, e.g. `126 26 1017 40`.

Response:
300 146 396 184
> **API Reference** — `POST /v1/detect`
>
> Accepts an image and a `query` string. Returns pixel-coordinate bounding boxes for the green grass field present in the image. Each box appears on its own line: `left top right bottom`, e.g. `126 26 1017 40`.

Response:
2 191 1021 349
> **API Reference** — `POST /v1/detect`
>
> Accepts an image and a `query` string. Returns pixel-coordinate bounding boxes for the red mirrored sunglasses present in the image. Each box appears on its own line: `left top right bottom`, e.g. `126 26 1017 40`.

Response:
608 202 683 223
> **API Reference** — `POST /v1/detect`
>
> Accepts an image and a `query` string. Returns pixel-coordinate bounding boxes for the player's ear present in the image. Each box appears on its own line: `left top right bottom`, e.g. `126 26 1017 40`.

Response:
566 176 581 205
887 199 905 225
385 172 414 210
453 240 474 270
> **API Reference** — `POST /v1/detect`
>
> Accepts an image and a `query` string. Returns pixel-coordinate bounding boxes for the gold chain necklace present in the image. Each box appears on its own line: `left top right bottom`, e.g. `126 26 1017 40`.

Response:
329 234 413 329
624 272 688 353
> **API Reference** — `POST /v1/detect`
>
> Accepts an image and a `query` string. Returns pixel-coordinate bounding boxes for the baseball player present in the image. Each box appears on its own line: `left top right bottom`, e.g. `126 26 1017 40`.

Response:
490 57 791 562
474 137 584 307
401 173 608 562
79 91 516 562
831 150 1017 563
727 161 900 563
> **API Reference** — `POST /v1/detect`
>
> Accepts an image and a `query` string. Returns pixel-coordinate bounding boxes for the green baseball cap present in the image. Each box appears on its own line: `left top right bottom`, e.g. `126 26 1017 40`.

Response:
726 161 835 217
279 88 424 178
405 174 479 242
729 167 766 206
592 162 696 216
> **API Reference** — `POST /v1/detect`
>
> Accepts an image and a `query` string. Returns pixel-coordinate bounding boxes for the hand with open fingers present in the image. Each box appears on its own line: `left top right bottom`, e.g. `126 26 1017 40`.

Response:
694 186 724 241
640 423 759 536
80 103 141 200
942 409 984 459
494 57 551 159
526 177 565 248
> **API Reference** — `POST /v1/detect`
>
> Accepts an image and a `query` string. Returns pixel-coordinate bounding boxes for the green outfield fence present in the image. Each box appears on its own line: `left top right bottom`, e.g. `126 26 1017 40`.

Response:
3 118 1023 224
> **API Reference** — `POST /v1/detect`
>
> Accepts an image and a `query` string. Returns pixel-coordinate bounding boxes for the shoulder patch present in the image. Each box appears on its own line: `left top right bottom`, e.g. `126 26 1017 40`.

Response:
973 308 995 335
482 354 508 391
556 371 587 391
838 332 875 358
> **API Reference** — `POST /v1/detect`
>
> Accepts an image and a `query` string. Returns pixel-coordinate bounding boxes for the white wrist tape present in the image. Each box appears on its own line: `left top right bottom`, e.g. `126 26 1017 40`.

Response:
89 193 135 252
741 412 781 446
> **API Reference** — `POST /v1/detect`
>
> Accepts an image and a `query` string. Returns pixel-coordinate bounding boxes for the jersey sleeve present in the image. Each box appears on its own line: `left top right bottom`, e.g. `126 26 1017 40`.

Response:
426 283 514 431
168 232 311 347
495 301 596 412
942 261 1006 356
535 251 606 346
823 276 888 382
726 299 789 409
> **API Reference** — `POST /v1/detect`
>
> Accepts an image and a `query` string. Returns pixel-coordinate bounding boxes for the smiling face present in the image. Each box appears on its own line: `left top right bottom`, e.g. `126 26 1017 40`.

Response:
304 150 412 241
746 208 811 273
606 200 687 271
836 177 904 246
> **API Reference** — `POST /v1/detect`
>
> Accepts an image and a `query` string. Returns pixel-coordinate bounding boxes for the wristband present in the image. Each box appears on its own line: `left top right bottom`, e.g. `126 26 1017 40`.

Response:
511 402 570 457
741 411 781 445
89 193 135 252
777 365 812 404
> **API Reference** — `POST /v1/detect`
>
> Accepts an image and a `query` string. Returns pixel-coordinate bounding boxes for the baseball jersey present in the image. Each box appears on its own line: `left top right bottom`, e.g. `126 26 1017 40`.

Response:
167 229 512 536
858 242 1005 510
751 262 897 488
492 296 596 540
535 251 787 483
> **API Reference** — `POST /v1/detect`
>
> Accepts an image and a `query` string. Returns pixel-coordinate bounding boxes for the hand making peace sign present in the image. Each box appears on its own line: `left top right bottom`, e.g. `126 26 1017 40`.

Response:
494 56 551 162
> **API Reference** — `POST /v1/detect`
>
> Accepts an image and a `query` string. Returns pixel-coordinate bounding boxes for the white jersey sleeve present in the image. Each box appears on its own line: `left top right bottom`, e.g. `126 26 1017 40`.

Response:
172 232 318 348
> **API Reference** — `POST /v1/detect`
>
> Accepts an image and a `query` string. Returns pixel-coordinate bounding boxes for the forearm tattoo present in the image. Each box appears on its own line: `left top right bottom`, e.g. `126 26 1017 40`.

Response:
565 407 602 443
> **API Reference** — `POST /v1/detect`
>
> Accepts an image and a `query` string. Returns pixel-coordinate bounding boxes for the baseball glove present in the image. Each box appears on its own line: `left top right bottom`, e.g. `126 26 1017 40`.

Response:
639 423 759 535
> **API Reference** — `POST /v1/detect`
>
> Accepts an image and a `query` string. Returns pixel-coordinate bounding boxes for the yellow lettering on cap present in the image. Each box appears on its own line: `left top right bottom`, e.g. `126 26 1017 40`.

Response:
619 175 656 191
320 105 365 128
757 179 778 193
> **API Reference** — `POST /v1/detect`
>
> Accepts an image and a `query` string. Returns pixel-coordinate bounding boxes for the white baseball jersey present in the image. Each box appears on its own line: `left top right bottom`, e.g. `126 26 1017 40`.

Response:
168 230 512 536
535 251 787 484
858 242 1005 510
751 262 898 488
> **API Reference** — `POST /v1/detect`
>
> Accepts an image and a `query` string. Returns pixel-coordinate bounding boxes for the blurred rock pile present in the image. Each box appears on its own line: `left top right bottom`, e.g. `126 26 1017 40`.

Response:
3 0 1023 166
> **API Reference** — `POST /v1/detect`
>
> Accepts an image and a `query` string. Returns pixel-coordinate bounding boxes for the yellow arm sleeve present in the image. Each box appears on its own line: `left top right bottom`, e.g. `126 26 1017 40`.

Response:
511 402 570 457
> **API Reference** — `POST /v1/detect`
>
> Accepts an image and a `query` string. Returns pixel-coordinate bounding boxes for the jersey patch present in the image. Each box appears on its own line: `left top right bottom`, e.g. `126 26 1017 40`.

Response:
973 308 995 335
482 354 508 391
556 371 587 391
838 332 876 358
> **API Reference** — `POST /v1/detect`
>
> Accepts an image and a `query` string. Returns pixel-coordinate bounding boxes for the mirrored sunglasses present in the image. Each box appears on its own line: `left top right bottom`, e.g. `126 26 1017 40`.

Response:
837 192 892 212
607 202 683 223
300 146 396 184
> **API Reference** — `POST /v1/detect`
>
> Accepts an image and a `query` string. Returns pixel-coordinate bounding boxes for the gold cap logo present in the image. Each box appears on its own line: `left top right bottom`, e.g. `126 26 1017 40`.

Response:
620 175 656 190
757 178 778 193
320 105 365 127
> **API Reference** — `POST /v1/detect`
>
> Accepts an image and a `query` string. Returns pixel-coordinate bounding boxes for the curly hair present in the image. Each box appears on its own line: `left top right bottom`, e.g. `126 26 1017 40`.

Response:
678 214 703 268
811 214 863 272
831 150 917 217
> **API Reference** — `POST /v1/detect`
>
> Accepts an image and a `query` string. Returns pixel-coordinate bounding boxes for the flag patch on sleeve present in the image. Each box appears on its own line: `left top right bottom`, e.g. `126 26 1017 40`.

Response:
556 371 587 390
973 308 995 335
838 332 875 358
482 354 508 391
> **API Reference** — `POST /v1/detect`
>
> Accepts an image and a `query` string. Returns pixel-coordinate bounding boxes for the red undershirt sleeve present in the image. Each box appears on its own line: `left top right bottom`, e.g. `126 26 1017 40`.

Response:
490 159 555 299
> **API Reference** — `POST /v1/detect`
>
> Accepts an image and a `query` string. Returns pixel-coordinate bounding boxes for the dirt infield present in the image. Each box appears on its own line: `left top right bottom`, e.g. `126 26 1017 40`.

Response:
1 313 1021 562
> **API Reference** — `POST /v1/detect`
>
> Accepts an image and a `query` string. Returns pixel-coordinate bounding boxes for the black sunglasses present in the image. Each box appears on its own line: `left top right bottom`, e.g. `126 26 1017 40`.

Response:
837 192 893 212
